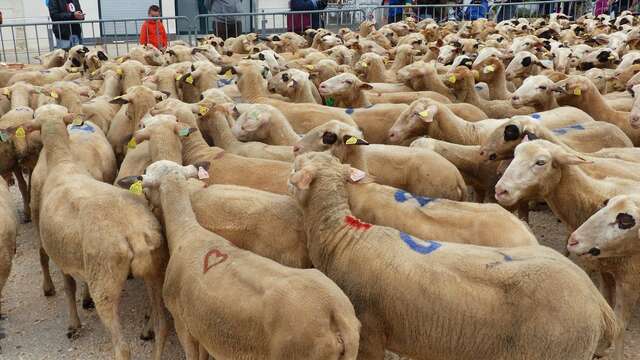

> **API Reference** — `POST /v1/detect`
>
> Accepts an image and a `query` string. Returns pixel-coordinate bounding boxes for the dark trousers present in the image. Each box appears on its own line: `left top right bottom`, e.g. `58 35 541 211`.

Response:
214 21 242 40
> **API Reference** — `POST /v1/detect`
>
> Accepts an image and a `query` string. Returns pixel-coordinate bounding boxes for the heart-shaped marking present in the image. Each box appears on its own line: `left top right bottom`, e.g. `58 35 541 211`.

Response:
203 248 228 273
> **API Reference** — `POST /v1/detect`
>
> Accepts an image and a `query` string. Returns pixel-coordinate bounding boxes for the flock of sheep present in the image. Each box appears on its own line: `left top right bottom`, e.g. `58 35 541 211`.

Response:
1 7 640 360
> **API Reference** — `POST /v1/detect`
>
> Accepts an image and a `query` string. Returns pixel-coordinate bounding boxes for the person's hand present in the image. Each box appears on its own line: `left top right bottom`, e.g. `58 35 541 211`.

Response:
74 11 85 20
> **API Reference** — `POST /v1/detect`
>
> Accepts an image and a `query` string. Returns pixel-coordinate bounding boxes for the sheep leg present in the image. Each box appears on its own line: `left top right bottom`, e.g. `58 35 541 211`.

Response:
90 276 131 360
81 282 94 309
356 314 385 360
39 247 55 296
613 277 627 360
63 274 81 339
144 275 167 360
13 169 30 223
198 344 209 360
0 255 11 316
174 317 200 360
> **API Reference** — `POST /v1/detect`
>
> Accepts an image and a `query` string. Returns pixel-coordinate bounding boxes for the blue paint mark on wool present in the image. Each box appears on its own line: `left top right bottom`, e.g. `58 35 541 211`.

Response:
345 108 354 115
531 113 541 120
400 232 442 254
69 123 95 133
498 252 513 262
394 190 435 207
552 123 585 135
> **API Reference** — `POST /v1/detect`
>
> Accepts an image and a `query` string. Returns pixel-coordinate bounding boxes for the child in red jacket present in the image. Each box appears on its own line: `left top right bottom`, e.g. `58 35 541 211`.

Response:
140 5 167 50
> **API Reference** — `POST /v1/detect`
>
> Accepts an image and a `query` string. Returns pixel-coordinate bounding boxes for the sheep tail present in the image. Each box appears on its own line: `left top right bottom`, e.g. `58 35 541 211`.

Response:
598 296 620 353
127 233 154 278
331 311 359 360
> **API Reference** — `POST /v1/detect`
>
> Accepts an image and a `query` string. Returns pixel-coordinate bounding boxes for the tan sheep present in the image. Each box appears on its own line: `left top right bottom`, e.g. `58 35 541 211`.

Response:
472 56 513 100
267 68 322 104
123 160 359 360
294 120 467 200
33 107 167 360
290 151 618 360
554 75 640 145
231 103 301 145
0 176 16 316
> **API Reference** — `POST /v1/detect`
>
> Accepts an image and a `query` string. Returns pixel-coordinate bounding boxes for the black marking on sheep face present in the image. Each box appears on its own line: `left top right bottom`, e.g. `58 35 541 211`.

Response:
522 131 538 140
97 51 108 61
620 18 630 26
574 26 584 35
271 35 281 42
521 56 532 67
282 73 289 82
617 213 636 229
322 131 338 144
542 40 552 51
496 37 504 43
258 53 265 61
579 62 595 71
538 30 555 39
633 59 640 65
588 247 601 256
504 125 521 141
460 58 473 68
597 51 611 63
71 58 81 67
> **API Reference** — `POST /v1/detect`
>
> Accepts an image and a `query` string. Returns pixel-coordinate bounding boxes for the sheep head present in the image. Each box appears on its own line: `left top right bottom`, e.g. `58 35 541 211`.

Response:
293 120 368 162
318 73 372 98
495 139 589 206
387 99 439 145
510 75 554 108
568 195 640 258
231 104 273 142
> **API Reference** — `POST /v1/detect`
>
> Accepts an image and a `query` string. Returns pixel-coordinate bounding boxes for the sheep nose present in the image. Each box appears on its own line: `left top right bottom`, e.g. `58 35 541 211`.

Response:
511 95 519 102
489 154 497 161
293 144 302 154
479 150 485 156
567 234 579 247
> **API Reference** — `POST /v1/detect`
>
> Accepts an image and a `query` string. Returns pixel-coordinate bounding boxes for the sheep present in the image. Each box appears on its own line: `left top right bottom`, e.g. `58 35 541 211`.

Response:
194 103 293 162
82 70 122 132
120 160 359 360
159 106 292 194
126 45 166 66
34 48 68 69
117 60 147 93
29 105 117 299
267 68 322 104
229 60 358 131
106 85 167 160
396 61 455 100
354 52 395 83
505 51 549 84
472 56 513 100
554 76 640 145
479 117 633 162
446 66 536 118
290 151 618 360
231 103 301 145
510 75 560 111
32 106 167 360
42 81 94 114
496 140 640 360
294 120 467 200
0 176 16 317
83 48 109 74
7 67 69 86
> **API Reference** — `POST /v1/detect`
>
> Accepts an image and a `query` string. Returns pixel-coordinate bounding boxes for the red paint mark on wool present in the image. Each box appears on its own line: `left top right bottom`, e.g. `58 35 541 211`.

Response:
345 215 372 230
203 248 228 273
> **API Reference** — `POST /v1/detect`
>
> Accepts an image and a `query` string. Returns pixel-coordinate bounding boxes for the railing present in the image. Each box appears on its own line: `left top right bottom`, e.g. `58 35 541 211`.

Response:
0 2 635 65
365 4 486 24
193 8 367 39
0 16 192 64
490 0 591 21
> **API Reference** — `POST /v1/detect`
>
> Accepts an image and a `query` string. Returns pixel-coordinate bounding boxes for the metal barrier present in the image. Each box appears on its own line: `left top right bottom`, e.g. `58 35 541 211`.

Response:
0 16 192 64
490 0 590 21
193 8 367 39
366 4 485 25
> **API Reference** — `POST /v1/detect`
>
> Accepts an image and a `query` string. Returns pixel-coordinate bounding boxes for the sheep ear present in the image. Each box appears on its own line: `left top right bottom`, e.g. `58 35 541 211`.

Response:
110 96 129 104
192 161 211 172
289 168 315 190
117 175 143 189
97 51 109 61
554 151 590 166
359 83 374 90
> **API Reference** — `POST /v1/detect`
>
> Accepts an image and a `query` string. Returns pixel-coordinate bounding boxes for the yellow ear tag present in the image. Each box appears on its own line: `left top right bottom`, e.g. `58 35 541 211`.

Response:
224 70 233 79
15 127 25 138
175 74 183 81
484 65 495 73
305 65 315 70
69 67 78 73
117 57 124 64
448 75 457 84
608 54 615 60
185 75 194 84
91 70 98 76
361 62 368 68
573 88 582 96
116 68 123 76
199 106 209 116
418 110 429 118
129 180 143 195
3 88 9 96
127 137 137 149
345 136 358 145
50 91 59 99
72 118 84 126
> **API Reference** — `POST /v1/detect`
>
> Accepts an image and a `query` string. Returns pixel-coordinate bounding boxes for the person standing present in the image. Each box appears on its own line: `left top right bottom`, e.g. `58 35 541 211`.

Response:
287 0 328 33
204 0 242 40
48 0 84 49
139 5 167 50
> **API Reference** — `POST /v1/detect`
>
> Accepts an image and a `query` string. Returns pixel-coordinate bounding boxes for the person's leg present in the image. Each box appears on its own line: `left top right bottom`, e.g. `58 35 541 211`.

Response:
56 38 71 50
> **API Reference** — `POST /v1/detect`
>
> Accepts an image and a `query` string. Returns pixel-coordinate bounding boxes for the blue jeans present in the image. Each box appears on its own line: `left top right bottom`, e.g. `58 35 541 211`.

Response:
56 34 82 49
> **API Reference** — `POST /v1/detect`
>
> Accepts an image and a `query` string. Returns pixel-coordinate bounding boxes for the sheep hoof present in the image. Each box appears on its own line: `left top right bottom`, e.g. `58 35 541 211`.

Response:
43 288 56 297
66 327 81 340
82 298 95 310
140 330 154 341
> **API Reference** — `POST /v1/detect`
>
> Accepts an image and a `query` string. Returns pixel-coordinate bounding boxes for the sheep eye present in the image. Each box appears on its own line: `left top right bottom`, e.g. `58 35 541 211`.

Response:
616 213 636 229
538 85 547 90
345 80 353 84
322 131 338 145
535 160 546 166
524 42 530 46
